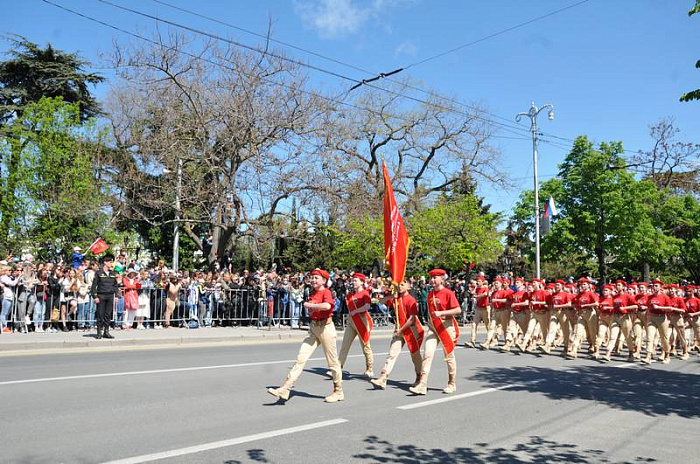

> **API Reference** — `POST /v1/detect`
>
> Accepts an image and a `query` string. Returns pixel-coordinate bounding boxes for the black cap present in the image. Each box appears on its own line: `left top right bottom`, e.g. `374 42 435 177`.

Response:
100 253 115 263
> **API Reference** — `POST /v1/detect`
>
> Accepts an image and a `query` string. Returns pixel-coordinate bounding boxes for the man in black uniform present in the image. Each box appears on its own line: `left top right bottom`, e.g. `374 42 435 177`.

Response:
90 254 120 339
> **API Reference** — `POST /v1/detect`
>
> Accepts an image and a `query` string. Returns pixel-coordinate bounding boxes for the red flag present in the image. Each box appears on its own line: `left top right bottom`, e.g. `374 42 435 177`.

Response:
88 238 109 255
383 162 410 284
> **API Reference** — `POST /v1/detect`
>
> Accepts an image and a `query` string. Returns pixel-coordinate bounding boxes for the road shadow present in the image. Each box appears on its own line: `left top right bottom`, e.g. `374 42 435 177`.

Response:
353 435 658 463
263 386 325 406
471 362 700 418
225 449 269 464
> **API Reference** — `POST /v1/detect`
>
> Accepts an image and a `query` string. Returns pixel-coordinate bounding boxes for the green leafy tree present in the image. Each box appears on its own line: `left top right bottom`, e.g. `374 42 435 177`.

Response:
545 137 677 283
409 192 502 272
329 215 384 272
7 97 107 254
0 38 103 243
680 1 700 102
656 194 700 282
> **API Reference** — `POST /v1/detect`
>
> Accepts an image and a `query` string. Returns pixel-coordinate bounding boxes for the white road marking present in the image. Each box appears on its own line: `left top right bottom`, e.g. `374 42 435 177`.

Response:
102 418 349 464
397 383 529 410
612 362 638 368
0 352 388 386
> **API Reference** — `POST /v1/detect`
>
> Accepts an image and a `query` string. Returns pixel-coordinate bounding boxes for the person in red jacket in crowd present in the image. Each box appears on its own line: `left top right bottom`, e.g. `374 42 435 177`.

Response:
268 268 344 403
643 279 674 365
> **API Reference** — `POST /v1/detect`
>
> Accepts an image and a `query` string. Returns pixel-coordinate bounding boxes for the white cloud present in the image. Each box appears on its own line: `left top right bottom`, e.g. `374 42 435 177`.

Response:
394 40 417 57
295 0 416 39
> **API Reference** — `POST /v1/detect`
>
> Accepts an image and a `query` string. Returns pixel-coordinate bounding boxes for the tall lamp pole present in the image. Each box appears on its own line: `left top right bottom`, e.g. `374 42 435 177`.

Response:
173 156 183 272
516 102 554 279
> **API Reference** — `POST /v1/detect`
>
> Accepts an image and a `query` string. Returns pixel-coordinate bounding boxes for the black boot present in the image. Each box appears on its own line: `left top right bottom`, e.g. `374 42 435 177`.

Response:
96 325 103 339
103 326 114 339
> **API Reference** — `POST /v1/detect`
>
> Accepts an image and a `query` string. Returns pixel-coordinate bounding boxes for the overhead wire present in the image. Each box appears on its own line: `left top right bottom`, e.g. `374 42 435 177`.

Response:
41 0 528 145
149 0 535 131
143 0 646 157
98 0 536 138
403 0 589 70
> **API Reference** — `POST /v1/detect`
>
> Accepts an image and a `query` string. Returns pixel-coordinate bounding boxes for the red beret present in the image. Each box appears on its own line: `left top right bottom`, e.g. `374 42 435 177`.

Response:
546 283 556 289
493 278 504 284
578 277 591 284
629 283 638 288
555 279 566 285
615 279 626 285
637 281 648 287
311 268 329 280
351 272 368 282
429 269 447 277
651 279 663 285
602 284 613 291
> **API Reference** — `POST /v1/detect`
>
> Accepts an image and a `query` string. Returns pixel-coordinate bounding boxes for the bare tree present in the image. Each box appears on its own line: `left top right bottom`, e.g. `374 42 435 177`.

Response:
633 118 700 195
316 80 508 219
104 31 328 266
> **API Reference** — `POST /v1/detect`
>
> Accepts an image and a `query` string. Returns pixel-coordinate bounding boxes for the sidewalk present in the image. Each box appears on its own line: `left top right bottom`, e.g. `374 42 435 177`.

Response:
0 325 397 354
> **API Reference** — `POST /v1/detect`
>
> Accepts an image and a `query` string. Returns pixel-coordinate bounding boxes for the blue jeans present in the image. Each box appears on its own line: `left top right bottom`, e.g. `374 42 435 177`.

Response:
116 297 124 326
290 301 301 328
76 302 88 328
187 302 197 320
33 300 46 328
1 299 13 329
88 297 96 328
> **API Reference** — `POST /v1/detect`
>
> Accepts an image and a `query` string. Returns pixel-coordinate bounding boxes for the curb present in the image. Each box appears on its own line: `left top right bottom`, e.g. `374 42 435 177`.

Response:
0 328 398 353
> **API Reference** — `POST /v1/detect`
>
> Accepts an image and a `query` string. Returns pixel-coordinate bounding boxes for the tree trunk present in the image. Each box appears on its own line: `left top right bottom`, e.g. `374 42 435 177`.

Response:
642 262 650 283
596 248 606 287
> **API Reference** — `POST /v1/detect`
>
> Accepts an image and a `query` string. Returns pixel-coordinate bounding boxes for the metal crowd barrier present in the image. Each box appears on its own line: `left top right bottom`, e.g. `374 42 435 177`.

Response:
0 286 379 332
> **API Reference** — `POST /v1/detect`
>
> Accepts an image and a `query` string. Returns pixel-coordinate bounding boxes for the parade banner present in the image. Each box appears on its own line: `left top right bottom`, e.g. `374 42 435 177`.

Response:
382 162 409 284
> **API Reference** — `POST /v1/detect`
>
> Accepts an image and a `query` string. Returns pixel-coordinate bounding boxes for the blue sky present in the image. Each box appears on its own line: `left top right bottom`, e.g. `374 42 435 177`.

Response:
3 0 699 216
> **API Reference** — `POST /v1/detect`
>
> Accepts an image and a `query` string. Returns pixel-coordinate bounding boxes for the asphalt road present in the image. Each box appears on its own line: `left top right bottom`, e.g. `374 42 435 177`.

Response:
2 339 699 464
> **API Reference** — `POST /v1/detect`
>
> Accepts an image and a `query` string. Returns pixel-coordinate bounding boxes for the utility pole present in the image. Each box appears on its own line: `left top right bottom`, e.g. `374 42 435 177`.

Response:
172 157 183 272
516 102 554 279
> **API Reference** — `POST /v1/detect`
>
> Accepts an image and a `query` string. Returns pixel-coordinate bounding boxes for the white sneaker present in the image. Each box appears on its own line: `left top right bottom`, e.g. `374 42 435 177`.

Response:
155 324 163 330
36 327 44 333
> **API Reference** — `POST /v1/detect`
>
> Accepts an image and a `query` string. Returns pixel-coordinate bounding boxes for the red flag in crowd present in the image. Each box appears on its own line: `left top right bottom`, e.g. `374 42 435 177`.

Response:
382 162 410 284
88 238 109 255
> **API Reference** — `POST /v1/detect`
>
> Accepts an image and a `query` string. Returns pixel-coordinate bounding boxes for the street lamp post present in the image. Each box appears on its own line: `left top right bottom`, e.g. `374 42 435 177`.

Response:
173 156 182 272
516 102 554 280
